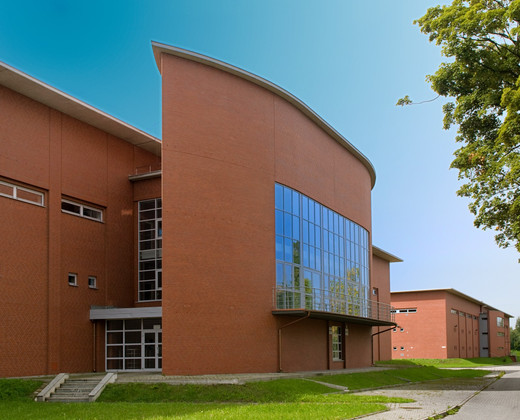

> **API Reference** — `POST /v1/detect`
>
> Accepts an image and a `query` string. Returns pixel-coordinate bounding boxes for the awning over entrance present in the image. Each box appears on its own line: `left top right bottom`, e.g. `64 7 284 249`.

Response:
90 306 162 320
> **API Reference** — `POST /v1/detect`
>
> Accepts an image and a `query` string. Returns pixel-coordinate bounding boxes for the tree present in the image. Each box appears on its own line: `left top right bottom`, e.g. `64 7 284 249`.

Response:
406 0 520 252
511 317 520 351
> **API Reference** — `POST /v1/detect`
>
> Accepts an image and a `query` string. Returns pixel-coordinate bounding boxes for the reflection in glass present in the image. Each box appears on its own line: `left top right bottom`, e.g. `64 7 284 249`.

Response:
274 183 369 317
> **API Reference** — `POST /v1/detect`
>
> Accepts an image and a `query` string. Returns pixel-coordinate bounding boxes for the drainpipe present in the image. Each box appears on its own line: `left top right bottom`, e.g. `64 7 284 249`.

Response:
371 325 397 365
278 312 310 372
92 321 96 372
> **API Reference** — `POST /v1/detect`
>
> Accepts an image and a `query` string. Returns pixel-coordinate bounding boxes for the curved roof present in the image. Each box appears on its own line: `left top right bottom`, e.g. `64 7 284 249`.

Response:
0 60 161 156
151 42 376 188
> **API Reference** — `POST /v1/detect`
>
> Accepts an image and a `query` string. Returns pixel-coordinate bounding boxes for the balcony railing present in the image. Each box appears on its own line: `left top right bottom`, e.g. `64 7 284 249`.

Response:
273 286 395 324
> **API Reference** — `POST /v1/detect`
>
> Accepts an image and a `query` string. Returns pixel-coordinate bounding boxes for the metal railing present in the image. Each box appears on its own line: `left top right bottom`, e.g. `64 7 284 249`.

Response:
273 286 395 324
133 163 162 175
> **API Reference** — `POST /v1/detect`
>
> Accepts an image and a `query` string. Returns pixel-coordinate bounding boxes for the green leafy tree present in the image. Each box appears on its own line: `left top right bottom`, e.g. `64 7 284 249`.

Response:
511 317 520 351
405 0 520 251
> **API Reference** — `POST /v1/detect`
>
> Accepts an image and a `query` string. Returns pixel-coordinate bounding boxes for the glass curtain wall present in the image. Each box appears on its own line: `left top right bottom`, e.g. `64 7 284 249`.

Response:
275 183 369 316
138 199 162 301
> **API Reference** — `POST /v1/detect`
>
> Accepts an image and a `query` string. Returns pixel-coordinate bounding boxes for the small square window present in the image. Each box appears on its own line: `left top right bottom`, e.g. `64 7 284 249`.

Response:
88 276 97 289
68 273 77 286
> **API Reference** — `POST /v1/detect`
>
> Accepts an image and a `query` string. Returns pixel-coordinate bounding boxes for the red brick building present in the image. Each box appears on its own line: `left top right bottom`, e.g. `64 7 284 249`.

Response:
0 42 399 377
390 289 511 360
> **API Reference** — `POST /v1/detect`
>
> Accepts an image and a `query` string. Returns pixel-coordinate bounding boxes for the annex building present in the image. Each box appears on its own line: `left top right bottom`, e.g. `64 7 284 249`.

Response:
390 289 511 360
0 42 401 377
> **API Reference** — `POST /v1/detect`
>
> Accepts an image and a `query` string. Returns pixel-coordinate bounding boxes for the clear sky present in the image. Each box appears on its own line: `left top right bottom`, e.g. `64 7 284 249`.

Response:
1 0 518 317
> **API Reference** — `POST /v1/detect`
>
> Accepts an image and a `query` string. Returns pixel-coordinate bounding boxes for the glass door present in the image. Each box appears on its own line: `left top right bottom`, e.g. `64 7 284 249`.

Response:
143 330 162 370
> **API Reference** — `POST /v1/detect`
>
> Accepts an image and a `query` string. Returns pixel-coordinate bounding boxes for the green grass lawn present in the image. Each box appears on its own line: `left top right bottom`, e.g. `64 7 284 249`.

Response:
313 366 490 389
0 366 491 420
376 356 513 368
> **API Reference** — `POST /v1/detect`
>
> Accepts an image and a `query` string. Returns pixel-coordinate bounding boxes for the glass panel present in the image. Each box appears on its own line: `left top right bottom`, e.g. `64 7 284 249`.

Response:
292 190 300 216
292 240 300 264
143 318 162 329
125 345 141 357
139 200 155 211
284 238 292 262
276 263 284 285
107 359 123 370
125 319 141 330
107 332 123 344
275 210 283 235
284 213 292 237
125 359 141 370
275 184 283 210
145 358 156 369
107 346 123 357
276 235 283 260
107 320 123 331
83 207 102 221
302 196 308 220
283 187 292 213
125 331 141 343
62 201 81 214
284 264 292 287
0 182 14 197
292 216 300 240
16 188 43 205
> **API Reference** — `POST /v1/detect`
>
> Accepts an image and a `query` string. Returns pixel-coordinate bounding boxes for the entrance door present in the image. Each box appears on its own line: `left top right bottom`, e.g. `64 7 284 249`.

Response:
143 330 162 370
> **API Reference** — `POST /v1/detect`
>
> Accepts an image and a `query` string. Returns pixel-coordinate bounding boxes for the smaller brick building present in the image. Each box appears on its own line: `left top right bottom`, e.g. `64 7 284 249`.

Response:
390 289 511 360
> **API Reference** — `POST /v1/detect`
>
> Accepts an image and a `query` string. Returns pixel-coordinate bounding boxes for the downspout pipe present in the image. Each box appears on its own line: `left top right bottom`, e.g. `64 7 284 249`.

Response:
371 324 397 366
278 312 311 372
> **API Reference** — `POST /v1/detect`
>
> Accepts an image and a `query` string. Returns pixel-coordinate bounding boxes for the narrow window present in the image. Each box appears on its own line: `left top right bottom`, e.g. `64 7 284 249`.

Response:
62 199 103 222
331 326 343 361
0 179 44 206
68 273 78 286
88 276 97 289
497 317 504 327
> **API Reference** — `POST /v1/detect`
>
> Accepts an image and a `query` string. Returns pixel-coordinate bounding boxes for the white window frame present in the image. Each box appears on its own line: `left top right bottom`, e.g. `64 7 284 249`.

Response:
0 179 44 206
88 276 97 289
62 199 103 222
68 273 78 287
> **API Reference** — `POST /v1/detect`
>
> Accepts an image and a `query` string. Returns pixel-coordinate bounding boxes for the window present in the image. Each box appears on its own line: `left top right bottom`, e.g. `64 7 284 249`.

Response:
68 273 77 286
0 179 44 206
138 199 162 301
274 183 370 316
62 199 103 222
497 332 505 337
400 346 405 350
106 318 162 371
331 326 343 361
394 308 417 314
400 328 404 332
451 309 457 315
88 276 97 289
497 317 504 327
393 346 397 351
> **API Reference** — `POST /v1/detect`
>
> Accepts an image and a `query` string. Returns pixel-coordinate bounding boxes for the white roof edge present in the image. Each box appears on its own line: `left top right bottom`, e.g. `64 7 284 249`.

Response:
151 41 376 189
372 245 402 263
0 60 161 156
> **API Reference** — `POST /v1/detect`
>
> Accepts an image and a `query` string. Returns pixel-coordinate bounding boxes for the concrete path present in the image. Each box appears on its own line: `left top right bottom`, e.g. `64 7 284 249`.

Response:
355 375 498 420
449 364 520 420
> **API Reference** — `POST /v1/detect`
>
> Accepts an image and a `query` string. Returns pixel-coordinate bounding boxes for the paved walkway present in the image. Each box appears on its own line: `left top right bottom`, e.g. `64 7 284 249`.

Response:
356 365 520 420
449 365 520 420
115 366 390 385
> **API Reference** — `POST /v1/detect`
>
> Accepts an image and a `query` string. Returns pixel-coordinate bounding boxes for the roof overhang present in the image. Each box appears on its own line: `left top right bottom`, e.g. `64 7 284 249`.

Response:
272 309 396 327
90 306 162 320
0 61 161 156
372 246 402 263
151 41 376 189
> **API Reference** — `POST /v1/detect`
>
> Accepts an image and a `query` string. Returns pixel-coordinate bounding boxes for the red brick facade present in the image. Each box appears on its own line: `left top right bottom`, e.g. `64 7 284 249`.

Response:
0 44 398 377
391 290 511 360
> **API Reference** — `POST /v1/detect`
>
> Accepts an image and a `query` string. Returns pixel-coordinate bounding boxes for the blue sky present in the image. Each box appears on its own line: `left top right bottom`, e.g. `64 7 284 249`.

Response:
1 0 518 317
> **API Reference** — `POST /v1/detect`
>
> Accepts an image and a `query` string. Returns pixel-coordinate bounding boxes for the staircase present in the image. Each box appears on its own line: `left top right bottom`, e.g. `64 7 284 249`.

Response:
47 378 100 402
36 373 117 403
